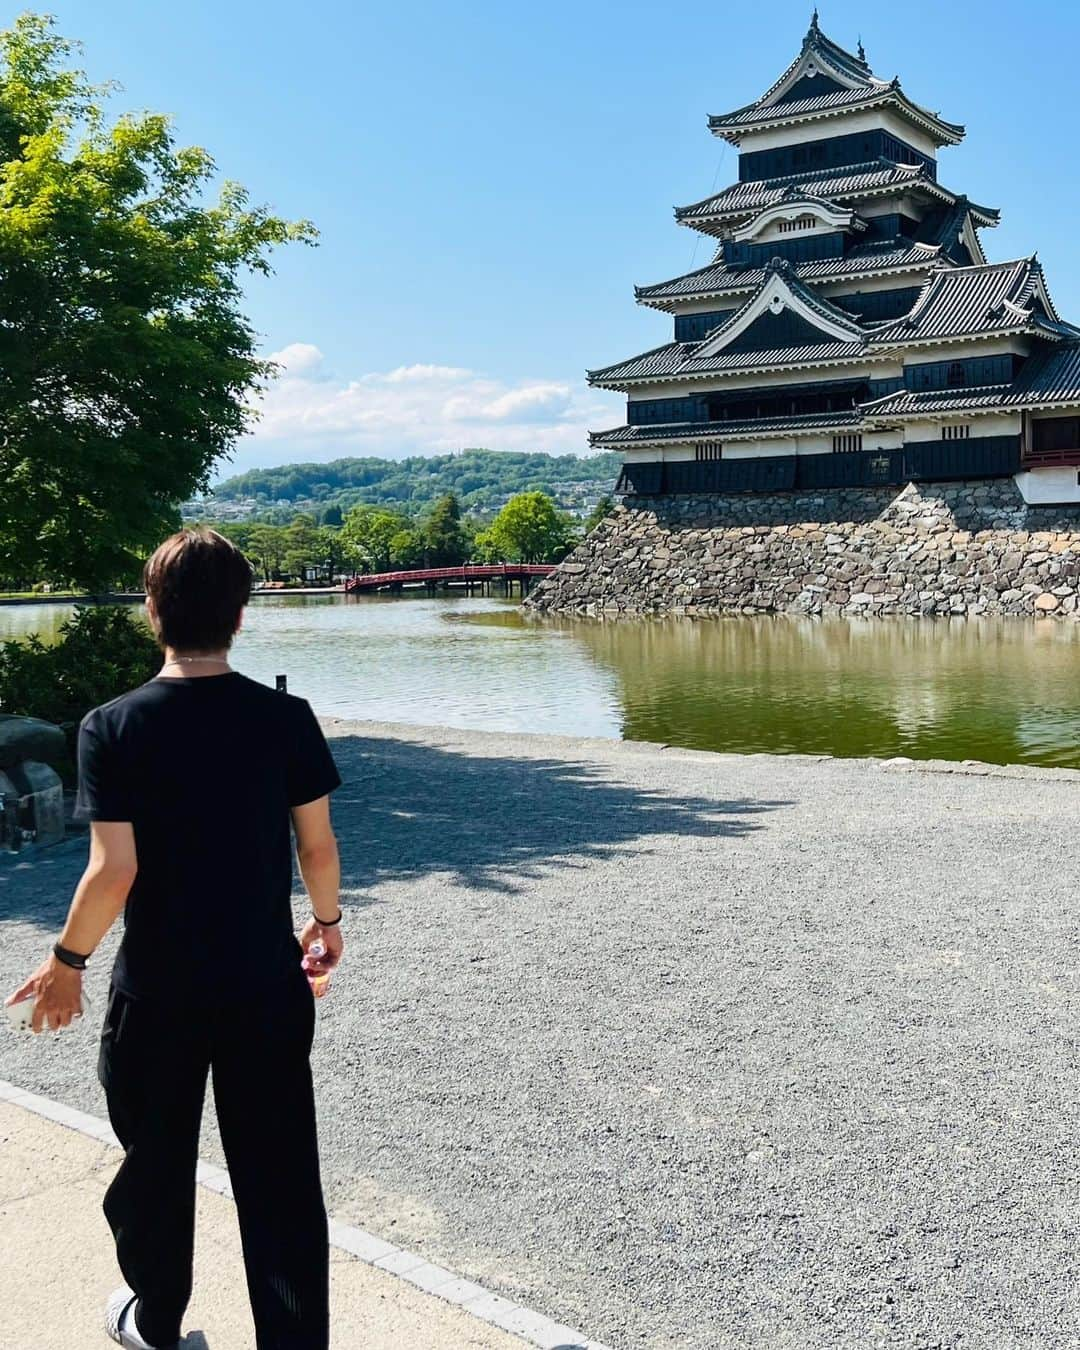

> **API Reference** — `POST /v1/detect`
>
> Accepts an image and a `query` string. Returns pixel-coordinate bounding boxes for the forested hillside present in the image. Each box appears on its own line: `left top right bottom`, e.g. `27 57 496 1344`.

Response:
208 448 622 519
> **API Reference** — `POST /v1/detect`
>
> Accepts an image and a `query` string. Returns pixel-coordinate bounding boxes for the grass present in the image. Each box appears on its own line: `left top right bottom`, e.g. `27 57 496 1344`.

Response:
0 590 84 600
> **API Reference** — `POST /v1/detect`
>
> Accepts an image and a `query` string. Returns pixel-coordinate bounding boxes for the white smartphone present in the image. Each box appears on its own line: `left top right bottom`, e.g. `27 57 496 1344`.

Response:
5 992 91 1033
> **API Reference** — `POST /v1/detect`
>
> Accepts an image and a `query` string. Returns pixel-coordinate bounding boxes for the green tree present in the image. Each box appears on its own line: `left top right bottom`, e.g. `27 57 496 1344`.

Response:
422 492 468 567
389 528 425 569
340 504 408 573
321 504 343 528
245 523 288 581
474 491 577 564
584 495 616 534
0 15 315 589
0 605 160 767
282 514 321 581
316 524 347 581
215 522 254 554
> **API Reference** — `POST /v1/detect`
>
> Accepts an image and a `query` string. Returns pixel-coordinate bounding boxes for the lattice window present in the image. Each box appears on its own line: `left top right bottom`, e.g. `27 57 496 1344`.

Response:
695 441 723 461
777 215 817 234
941 424 971 440
832 434 863 453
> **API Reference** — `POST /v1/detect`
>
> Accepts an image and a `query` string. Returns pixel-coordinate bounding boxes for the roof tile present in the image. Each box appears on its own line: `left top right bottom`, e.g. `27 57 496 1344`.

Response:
863 344 1080 415
637 242 940 304
870 258 1075 344
589 340 868 385
591 410 863 446
677 163 926 222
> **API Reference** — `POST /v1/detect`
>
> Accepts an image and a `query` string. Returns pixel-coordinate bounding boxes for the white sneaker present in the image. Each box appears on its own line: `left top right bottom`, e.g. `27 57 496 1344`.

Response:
104 1288 175 1349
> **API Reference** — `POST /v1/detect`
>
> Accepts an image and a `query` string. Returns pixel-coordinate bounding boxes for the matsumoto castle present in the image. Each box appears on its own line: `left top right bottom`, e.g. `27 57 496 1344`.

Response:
590 16 1080 507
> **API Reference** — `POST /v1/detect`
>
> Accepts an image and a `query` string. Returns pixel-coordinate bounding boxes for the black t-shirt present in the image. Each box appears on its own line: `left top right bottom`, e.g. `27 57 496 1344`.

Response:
73 672 341 999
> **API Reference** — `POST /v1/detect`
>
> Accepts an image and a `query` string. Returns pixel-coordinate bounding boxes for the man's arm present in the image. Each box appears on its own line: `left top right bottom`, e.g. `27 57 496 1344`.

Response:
5 821 137 1032
293 795 344 971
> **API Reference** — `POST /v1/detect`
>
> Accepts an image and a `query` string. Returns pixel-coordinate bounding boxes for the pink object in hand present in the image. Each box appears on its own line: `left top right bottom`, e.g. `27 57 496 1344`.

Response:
303 939 332 998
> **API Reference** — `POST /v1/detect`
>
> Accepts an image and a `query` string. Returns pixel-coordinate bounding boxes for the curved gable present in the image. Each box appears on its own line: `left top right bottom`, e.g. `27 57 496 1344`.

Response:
731 196 860 243
695 261 867 359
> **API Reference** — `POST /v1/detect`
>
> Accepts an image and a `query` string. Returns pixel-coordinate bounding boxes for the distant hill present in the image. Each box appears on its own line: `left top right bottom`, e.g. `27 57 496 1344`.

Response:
202 448 622 521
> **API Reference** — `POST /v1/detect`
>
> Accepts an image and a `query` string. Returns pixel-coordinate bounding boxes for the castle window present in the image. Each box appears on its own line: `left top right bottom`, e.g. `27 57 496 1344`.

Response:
941 424 971 440
695 441 723 461
832 434 863 453
1033 416 1080 454
777 215 816 234
946 362 967 387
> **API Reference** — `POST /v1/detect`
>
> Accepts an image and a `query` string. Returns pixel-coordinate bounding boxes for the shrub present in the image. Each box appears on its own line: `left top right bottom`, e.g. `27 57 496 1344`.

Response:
0 605 161 776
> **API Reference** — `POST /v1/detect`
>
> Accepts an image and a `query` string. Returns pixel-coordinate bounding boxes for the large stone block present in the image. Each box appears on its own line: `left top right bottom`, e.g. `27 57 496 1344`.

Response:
3 759 65 847
0 715 67 772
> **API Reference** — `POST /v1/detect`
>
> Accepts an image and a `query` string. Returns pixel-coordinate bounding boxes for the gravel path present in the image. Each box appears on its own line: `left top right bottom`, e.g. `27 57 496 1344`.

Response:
2 722 1079 1350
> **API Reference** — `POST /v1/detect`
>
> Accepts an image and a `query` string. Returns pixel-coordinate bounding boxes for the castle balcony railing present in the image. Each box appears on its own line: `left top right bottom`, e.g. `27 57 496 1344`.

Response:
1021 446 1080 469
1023 414 1080 468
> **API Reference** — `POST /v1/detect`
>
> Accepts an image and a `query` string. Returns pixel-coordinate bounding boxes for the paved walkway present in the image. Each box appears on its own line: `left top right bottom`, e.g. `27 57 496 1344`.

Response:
0 1095 534 1350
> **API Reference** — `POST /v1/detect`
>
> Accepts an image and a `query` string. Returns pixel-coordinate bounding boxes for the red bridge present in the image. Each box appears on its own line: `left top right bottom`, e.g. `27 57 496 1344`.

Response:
345 563 555 596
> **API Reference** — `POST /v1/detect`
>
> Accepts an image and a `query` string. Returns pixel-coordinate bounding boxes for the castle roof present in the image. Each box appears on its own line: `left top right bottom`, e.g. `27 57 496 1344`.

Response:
590 409 863 448
674 163 999 232
587 339 870 387
640 201 987 309
591 259 1080 391
707 18 964 146
708 85 965 147
637 242 938 307
591 260 878 386
862 343 1080 418
699 257 866 341
870 257 1078 346
593 343 1080 445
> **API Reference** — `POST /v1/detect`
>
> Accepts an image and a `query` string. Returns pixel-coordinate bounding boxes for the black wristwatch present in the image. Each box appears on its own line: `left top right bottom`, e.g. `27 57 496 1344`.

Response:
53 942 90 971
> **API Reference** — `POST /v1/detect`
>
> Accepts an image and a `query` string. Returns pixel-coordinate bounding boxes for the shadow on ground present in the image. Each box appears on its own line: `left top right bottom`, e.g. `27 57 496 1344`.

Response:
328 733 789 898
0 732 790 923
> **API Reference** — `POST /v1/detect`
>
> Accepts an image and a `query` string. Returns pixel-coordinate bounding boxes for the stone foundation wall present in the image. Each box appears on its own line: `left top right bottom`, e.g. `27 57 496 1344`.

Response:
526 479 1080 618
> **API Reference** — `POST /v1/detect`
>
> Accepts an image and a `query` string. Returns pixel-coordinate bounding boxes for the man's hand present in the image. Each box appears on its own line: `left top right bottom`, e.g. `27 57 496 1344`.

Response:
299 917 343 974
5 955 84 1033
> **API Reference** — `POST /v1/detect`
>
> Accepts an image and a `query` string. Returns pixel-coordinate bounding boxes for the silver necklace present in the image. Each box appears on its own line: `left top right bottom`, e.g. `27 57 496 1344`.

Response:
160 656 232 671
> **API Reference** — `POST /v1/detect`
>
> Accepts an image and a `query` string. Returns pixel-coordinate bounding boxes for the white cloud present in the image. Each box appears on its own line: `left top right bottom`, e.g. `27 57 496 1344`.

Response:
443 382 572 424
379 363 473 384
232 345 620 473
268 342 325 376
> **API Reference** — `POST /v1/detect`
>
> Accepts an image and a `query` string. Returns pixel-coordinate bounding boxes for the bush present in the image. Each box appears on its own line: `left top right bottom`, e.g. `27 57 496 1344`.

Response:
0 605 161 776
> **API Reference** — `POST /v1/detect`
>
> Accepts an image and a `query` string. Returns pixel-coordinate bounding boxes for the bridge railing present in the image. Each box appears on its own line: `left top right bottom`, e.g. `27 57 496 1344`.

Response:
345 563 555 592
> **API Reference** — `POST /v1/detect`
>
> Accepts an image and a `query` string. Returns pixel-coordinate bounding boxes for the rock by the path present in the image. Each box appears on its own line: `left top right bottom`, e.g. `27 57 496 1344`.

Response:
0 716 67 772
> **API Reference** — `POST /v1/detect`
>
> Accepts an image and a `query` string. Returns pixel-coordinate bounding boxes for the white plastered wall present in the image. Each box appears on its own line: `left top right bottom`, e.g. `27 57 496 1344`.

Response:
904 413 1022 440
736 108 940 159
859 195 926 221
816 269 935 300
1014 467 1080 504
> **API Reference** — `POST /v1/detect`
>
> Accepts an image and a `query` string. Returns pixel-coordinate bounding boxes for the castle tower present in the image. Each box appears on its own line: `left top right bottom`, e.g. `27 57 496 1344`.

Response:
588 18 1080 507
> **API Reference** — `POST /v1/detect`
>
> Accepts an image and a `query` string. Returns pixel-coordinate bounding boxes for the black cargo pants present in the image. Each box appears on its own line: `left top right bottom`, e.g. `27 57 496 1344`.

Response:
97 967 329 1349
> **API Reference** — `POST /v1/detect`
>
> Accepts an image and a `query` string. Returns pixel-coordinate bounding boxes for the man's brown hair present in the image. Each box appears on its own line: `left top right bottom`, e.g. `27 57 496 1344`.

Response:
143 528 253 652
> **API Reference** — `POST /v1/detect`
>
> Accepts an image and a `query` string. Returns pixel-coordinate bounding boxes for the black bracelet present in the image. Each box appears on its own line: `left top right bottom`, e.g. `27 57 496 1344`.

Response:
313 911 342 927
53 942 90 971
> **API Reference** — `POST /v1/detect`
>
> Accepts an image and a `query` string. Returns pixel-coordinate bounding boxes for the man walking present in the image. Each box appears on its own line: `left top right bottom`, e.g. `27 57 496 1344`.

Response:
6 528 343 1350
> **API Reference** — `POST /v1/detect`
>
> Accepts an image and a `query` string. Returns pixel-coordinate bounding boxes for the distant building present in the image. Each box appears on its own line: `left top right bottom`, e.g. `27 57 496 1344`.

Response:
589 16 1080 506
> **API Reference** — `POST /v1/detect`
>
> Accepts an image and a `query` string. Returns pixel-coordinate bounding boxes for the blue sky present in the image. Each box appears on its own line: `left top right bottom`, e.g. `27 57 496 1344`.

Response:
42 0 1080 476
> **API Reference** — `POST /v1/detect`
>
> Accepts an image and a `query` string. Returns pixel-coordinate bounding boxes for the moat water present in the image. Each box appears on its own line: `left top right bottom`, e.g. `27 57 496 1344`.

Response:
3 594 1079 767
